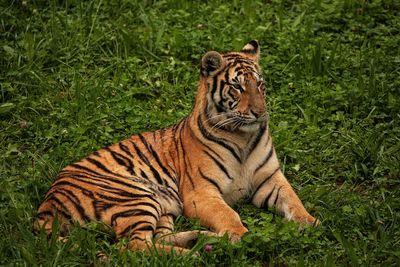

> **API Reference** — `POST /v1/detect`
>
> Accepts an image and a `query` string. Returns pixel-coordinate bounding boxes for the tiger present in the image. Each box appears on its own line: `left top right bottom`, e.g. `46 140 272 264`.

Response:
35 40 318 255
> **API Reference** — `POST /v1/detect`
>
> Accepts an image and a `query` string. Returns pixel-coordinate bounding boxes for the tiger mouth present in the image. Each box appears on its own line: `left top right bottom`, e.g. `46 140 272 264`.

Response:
231 113 267 124
228 114 268 129
241 117 266 125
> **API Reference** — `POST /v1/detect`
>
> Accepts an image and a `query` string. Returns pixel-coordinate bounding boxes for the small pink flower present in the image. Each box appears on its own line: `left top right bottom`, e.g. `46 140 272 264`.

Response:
204 244 213 252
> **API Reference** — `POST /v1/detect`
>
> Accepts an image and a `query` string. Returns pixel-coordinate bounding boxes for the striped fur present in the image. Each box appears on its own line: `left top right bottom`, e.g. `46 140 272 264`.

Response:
35 40 317 254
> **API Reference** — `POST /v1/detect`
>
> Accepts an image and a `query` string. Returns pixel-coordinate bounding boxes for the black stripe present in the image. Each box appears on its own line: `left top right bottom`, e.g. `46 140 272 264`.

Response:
152 131 157 142
69 163 108 178
138 134 152 154
53 179 154 202
252 168 280 198
172 124 180 158
51 181 98 219
96 193 136 203
119 142 135 158
55 189 91 222
130 140 164 185
158 186 181 207
123 201 161 216
197 116 241 162
138 134 175 182
254 142 274 174
111 209 158 227
57 171 153 195
204 150 233 180
94 201 115 216
233 58 253 65
261 185 276 210
48 195 72 220
187 125 224 162
86 157 125 178
273 186 282 207
129 236 147 242
171 122 179 133
50 180 94 199
179 120 195 189
96 192 160 206
106 147 136 175
246 123 266 158
57 171 111 185
172 118 186 156
135 225 155 232
210 76 218 98
155 226 173 234
159 128 165 145
55 187 81 205
102 187 152 199
140 170 149 179
58 174 122 196
37 211 54 219
215 102 224 113
224 69 230 84
119 220 154 237
217 79 226 108
199 169 223 195
62 172 112 188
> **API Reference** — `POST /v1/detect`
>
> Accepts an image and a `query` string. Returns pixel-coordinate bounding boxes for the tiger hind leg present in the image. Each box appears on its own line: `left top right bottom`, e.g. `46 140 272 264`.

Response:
115 213 192 255
34 196 79 236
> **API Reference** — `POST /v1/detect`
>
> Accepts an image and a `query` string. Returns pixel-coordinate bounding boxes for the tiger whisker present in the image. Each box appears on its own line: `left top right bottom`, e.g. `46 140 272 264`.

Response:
204 113 238 128
208 117 237 134
204 113 228 123
231 119 243 131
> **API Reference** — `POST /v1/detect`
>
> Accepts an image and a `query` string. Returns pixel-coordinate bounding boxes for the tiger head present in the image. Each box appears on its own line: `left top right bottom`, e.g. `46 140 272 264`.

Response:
199 40 267 133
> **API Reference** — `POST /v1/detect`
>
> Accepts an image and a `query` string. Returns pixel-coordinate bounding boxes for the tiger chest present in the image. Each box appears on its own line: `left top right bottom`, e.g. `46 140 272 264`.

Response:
221 167 253 206
219 135 271 206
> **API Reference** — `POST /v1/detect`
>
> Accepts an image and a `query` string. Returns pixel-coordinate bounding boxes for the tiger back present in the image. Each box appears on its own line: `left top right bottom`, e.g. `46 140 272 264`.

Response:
35 40 317 254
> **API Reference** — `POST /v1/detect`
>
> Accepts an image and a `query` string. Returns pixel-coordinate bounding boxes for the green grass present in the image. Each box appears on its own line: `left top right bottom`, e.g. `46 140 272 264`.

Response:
1 0 400 265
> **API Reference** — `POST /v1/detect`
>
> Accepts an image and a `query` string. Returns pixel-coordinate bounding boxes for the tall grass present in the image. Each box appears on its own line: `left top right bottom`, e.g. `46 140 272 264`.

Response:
1 0 399 265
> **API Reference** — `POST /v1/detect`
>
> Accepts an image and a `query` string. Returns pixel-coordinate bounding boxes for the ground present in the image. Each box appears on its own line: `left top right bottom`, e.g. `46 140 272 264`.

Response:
1 0 399 266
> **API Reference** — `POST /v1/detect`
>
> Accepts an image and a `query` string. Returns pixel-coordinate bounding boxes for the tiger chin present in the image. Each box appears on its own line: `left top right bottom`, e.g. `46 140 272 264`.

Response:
35 40 319 255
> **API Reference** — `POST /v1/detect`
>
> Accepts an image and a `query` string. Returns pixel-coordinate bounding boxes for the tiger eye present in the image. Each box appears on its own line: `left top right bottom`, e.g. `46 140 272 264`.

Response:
230 87 241 99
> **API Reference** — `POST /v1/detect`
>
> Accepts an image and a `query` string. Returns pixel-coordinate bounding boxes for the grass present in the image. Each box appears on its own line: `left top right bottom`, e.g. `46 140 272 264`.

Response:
1 0 400 265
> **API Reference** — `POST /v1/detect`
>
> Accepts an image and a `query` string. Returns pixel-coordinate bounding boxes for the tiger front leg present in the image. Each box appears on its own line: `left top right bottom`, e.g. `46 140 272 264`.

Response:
154 214 217 248
252 168 319 226
183 191 248 242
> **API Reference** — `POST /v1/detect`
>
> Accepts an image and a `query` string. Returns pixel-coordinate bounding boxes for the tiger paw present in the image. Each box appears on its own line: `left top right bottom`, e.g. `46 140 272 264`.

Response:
217 226 248 243
303 215 320 227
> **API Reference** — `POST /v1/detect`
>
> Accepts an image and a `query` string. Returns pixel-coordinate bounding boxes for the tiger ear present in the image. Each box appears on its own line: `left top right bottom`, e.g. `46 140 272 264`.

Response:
241 40 260 61
201 51 225 77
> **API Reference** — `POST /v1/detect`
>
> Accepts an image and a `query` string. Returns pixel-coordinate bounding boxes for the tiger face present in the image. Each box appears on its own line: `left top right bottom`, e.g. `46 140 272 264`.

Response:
201 40 267 132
